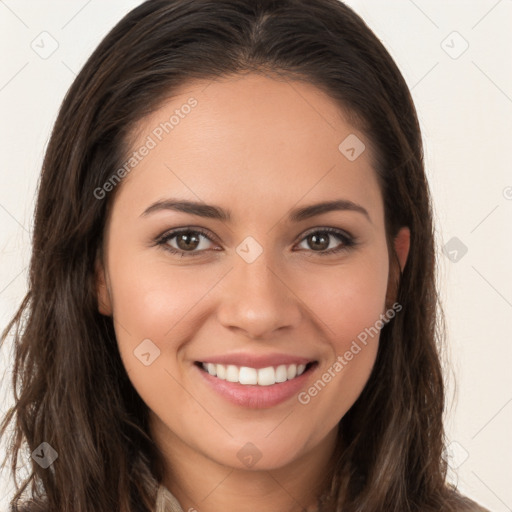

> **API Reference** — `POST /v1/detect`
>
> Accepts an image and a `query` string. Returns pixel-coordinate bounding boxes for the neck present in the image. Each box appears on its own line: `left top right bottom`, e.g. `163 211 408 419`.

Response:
151 416 338 512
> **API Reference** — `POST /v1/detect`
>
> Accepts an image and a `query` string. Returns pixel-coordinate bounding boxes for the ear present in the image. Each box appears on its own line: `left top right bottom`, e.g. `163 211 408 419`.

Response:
95 256 113 316
394 226 410 273
385 227 410 307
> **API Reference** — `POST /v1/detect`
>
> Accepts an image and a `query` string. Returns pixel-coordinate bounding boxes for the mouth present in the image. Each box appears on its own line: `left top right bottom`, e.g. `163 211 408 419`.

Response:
194 361 318 386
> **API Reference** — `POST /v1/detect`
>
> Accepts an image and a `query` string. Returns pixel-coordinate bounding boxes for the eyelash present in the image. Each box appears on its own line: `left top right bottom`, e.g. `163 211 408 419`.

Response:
154 226 357 258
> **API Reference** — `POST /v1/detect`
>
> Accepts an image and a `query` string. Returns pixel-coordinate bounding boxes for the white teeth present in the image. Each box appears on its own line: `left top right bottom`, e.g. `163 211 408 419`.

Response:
275 365 288 383
226 365 239 383
200 362 311 386
216 364 226 380
258 366 276 386
239 366 258 385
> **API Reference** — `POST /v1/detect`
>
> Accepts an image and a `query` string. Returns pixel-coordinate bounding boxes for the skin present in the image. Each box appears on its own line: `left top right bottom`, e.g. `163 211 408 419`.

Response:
96 72 410 512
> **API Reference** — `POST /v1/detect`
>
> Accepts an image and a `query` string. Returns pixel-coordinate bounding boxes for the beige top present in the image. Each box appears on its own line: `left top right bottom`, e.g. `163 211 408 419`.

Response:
154 484 321 512
156 484 185 512
155 483 491 512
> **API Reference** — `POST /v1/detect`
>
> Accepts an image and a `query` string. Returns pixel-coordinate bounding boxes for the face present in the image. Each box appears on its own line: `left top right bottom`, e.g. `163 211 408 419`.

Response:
96 73 409 473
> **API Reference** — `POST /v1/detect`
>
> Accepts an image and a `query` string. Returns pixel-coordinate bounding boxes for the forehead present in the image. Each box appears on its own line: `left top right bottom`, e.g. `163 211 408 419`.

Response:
114 72 383 226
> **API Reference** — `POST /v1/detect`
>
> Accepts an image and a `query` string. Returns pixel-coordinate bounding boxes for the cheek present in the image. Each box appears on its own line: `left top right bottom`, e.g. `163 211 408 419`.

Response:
106 255 216 416
293 242 389 420
104 248 209 377
107 246 220 337
297 242 390 347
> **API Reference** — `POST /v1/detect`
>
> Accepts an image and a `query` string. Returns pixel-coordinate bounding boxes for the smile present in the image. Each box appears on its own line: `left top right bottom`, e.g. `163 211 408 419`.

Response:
198 362 311 386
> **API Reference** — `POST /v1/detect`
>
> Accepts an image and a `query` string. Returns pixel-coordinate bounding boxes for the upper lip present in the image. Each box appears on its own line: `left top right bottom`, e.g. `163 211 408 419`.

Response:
196 353 315 369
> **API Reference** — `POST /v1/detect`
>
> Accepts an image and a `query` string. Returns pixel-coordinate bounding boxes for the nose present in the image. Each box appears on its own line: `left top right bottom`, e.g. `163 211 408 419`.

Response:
216 253 303 340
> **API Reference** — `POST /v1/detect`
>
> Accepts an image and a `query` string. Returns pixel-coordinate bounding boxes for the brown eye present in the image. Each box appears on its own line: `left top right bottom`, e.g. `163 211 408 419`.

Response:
306 232 331 251
157 228 217 257
297 228 355 255
174 231 202 251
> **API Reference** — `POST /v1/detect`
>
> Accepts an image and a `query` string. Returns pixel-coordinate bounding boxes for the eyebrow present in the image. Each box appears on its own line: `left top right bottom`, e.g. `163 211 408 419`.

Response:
140 198 371 223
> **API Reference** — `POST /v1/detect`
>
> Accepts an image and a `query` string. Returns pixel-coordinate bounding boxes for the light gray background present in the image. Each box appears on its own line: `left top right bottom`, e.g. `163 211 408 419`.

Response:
1 1 511 510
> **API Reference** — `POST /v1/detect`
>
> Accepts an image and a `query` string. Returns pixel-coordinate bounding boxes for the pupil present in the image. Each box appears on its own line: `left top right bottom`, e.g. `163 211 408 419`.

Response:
310 233 329 250
178 232 199 250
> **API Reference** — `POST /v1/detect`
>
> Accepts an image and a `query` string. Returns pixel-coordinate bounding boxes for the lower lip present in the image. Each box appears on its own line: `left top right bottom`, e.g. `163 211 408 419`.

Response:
195 363 316 409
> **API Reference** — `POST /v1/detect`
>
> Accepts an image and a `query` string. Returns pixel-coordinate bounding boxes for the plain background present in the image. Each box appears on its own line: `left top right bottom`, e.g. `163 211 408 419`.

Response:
0 0 511 510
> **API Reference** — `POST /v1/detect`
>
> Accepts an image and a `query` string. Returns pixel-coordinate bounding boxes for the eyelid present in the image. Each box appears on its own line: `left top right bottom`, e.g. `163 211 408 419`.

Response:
156 226 218 242
298 226 354 242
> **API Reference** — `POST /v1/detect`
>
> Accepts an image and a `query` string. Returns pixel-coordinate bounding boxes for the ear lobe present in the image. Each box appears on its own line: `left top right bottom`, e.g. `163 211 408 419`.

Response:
95 257 113 316
394 227 410 273
385 227 410 308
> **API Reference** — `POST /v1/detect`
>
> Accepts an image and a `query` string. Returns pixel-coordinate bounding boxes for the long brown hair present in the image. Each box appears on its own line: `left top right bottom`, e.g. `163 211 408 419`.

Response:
0 1 486 511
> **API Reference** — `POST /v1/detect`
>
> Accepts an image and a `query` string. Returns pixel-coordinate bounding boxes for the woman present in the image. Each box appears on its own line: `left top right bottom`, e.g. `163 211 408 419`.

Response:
0 0 491 511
